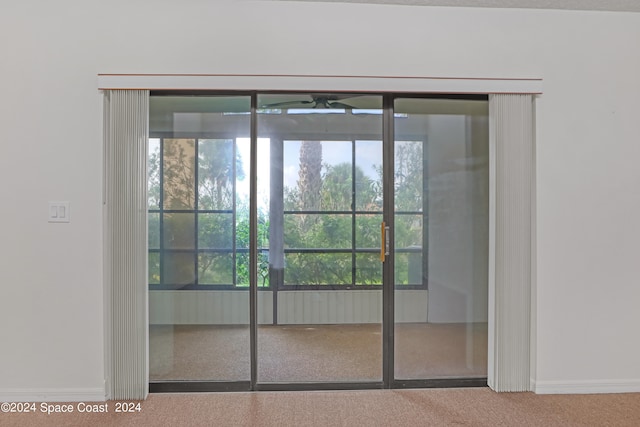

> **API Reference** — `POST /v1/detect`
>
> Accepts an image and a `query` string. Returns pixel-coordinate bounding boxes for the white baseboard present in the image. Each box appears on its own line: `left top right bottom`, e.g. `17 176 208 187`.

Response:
0 388 106 402
533 379 640 395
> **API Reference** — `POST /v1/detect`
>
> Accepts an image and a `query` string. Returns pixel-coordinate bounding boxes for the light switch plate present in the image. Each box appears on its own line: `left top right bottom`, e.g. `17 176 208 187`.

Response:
49 201 70 223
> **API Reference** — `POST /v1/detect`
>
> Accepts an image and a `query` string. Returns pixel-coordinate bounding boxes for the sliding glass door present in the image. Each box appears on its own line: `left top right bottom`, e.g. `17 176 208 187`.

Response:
147 95 252 384
256 94 384 384
147 92 488 391
393 97 489 383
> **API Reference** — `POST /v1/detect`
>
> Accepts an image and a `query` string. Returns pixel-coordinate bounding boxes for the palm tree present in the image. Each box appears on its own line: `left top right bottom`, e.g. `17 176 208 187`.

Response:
297 141 322 229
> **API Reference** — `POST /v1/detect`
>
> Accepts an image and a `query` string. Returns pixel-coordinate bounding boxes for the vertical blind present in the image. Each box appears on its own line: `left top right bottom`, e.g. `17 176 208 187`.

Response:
104 90 149 400
489 94 534 392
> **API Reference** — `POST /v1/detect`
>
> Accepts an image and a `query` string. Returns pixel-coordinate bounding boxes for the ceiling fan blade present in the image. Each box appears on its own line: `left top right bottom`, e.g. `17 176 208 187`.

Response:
261 94 368 109
260 100 314 108
327 101 358 109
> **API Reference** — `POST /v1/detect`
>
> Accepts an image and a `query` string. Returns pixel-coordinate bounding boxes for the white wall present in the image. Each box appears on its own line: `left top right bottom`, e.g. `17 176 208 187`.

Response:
1 1 639 399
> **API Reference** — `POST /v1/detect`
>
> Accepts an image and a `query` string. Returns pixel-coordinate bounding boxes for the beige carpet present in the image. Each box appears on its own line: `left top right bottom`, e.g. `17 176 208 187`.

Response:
4 389 640 426
150 323 487 383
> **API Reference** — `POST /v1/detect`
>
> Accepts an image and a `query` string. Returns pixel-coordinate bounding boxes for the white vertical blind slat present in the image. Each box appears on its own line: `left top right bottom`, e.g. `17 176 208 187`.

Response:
489 94 534 392
105 90 149 400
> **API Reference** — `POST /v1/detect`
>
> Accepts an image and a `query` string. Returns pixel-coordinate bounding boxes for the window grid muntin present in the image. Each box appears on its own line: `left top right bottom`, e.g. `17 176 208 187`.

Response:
148 110 427 290
151 137 242 289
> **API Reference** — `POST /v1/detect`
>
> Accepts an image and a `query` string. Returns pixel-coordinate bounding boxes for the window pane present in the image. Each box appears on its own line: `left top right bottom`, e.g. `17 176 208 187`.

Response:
394 140 424 212
163 213 195 250
148 138 161 209
395 214 423 249
198 213 233 249
148 212 160 249
356 214 383 249
233 250 268 287
282 140 353 212
356 253 382 285
284 253 352 285
355 140 382 211
198 139 236 211
394 251 424 286
198 253 233 285
163 252 195 286
235 211 250 250
163 139 196 210
284 214 351 249
149 252 160 285
257 251 270 287
321 141 353 211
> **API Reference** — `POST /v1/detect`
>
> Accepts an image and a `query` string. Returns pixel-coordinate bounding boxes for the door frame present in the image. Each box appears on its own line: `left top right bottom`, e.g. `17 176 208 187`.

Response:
100 73 540 396
148 90 489 393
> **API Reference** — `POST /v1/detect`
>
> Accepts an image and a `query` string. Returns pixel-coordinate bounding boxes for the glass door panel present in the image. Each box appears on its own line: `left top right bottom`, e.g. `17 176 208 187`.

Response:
256 94 384 383
146 92 490 391
148 95 252 382
393 97 489 380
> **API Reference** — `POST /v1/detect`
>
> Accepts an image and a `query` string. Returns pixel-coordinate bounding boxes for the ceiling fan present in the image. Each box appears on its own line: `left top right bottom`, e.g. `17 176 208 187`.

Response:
260 94 360 110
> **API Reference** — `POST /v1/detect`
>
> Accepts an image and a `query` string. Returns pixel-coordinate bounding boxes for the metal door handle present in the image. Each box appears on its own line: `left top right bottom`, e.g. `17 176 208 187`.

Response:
380 222 390 262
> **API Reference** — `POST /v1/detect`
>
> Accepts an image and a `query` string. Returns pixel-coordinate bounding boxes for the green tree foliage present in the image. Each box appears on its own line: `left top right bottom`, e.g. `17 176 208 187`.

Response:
163 139 196 210
148 144 161 210
393 141 425 285
282 141 425 287
160 140 197 286
198 139 244 210
149 138 262 287
235 203 270 287
283 152 386 286
148 141 161 284
148 137 425 288
395 141 423 213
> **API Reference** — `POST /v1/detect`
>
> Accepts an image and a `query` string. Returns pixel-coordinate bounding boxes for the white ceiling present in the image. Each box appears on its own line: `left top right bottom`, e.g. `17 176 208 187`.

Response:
268 0 640 12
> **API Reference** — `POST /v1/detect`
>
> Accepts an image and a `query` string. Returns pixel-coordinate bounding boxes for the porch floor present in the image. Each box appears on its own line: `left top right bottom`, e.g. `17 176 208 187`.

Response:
150 323 487 383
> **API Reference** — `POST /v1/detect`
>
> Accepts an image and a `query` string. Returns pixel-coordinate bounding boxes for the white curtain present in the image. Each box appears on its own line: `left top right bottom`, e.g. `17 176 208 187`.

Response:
488 94 535 392
103 90 149 400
